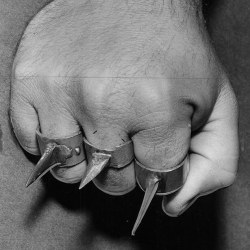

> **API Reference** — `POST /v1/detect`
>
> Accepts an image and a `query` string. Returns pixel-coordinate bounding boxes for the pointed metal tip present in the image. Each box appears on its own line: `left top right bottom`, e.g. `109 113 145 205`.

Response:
25 143 59 188
79 153 111 190
25 178 35 188
131 179 159 236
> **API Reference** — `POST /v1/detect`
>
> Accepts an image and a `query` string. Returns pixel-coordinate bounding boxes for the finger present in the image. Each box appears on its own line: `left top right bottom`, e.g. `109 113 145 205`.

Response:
162 83 239 216
132 111 191 233
133 124 190 171
37 101 87 184
81 125 136 195
131 83 192 234
162 154 234 216
130 81 192 234
10 81 39 155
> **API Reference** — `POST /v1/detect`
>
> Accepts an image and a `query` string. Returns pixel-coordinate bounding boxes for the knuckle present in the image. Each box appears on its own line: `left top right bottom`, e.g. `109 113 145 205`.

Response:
132 82 193 125
133 114 191 169
75 78 135 126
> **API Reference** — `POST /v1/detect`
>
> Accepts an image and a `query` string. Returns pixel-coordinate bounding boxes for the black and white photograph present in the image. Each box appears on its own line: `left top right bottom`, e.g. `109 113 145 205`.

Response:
0 1 249 249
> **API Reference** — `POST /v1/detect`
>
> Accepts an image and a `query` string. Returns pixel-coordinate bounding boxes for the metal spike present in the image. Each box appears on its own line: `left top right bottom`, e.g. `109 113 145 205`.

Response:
131 179 159 236
79 153 111 190
26 143 72 187
26 143 60 187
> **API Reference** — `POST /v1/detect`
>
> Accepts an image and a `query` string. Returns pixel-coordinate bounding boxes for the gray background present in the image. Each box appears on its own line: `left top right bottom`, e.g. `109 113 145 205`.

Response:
0 0 249 249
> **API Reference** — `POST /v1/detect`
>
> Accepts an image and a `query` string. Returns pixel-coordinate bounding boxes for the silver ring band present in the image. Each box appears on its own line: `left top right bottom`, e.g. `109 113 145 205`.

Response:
135 155 189 195
36 130 85 166
83 138 134 169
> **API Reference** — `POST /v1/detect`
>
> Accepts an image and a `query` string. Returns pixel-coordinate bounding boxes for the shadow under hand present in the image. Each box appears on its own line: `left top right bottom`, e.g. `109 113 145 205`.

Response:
132 193 220 250
23 161 220 250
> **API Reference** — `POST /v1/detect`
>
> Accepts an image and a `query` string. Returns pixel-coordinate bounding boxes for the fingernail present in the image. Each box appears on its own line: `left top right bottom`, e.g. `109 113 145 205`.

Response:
178 196 199 216
161 201 179 217
162 195 199 217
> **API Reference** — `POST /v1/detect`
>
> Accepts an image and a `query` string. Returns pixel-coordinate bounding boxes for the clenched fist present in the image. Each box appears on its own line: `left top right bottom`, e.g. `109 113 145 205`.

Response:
10 0 238 216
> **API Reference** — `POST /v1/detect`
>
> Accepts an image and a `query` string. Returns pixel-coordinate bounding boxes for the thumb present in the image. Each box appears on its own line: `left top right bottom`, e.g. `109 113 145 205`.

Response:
162 83 239 216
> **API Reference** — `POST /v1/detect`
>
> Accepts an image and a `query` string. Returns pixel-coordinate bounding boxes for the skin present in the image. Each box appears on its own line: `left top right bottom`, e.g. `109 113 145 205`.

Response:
10 0 239 216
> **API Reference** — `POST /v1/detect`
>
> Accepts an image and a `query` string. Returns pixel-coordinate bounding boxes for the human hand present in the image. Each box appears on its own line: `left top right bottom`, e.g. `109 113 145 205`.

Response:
10 0 238 216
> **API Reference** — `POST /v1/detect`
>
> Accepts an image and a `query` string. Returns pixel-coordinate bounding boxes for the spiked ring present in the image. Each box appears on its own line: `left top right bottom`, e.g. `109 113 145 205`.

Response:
132 156 189 235
79 138 134 189
26 130 85 187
